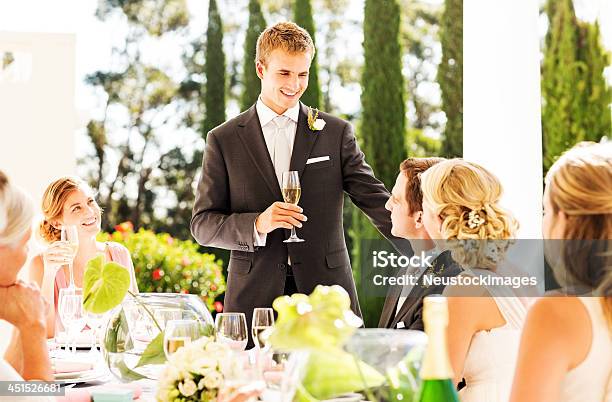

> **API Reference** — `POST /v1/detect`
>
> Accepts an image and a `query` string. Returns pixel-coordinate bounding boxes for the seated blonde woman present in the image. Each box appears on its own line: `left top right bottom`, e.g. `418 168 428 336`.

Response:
420 159 529 402
29 176 138 338
510 142 612 402
0 170 53 390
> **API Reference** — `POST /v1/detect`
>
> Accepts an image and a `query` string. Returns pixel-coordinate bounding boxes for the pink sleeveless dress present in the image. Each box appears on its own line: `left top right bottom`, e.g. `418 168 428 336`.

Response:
53 242 138 332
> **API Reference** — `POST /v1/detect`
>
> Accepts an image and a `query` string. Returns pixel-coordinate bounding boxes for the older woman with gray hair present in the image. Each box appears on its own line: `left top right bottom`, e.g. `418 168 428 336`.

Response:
0 170 52 385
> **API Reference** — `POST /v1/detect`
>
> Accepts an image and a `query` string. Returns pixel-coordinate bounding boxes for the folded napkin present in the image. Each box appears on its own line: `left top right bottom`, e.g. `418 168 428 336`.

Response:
55 383 143 402
53 360 94 374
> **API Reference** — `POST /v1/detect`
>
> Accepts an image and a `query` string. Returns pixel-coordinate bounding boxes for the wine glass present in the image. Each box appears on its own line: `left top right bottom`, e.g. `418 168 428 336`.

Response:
85 311 106 357
58 291 86 354
252 308 274 349
215 313 248 351
60 225 79 289
281 171 305 243
163 319 201 358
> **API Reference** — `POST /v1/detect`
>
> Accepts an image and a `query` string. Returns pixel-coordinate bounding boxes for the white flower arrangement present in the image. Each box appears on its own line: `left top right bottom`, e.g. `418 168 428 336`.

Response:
157 336 231 402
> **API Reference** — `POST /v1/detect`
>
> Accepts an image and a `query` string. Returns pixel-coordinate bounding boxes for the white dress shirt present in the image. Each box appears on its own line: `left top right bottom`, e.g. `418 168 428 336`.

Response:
253 97 300 247
395 247 441 317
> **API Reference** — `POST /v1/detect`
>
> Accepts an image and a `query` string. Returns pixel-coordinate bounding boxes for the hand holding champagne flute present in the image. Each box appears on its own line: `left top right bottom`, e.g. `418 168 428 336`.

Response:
282 171 304 243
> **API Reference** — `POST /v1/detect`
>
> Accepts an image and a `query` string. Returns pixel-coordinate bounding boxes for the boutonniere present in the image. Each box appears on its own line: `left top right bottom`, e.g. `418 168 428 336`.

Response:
307 107 326 131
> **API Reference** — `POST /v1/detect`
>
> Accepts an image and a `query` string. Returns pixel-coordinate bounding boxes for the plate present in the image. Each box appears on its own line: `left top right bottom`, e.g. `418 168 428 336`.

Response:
54 369 94 380
56 370 108 384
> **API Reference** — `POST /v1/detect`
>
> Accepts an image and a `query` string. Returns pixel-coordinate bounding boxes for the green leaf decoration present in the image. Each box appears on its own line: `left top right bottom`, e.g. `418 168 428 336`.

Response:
113 360 148 381
83 255 131 314
135 332 166 368
301 349 385 400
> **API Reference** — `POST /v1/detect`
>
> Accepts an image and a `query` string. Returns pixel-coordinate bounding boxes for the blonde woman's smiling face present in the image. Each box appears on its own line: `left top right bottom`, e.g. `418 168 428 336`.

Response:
58 187 102 237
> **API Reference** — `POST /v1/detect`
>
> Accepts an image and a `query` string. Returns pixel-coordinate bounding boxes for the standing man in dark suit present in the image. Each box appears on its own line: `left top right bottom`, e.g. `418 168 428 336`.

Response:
191 22 408 327
379 158 463 330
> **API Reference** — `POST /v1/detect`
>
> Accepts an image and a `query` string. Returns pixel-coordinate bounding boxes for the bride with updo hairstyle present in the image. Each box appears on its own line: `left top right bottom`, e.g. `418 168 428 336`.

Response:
419 159 529 402
510 141 612 402
29 176 138 338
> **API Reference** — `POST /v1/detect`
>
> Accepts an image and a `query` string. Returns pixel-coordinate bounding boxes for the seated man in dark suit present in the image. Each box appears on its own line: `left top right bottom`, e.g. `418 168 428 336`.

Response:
378 157 463 331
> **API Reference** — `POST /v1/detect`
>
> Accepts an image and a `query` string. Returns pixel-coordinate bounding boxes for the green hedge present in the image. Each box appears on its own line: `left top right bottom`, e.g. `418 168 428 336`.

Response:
98 222 226 312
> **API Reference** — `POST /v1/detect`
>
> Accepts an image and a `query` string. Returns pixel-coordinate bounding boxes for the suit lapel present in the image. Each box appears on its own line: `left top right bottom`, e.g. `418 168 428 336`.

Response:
289 103 319 180
237 105 282 200
379 281 402 328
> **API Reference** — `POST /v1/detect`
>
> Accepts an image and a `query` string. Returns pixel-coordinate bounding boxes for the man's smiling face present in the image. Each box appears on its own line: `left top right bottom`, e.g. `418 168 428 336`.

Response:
257 48 311 114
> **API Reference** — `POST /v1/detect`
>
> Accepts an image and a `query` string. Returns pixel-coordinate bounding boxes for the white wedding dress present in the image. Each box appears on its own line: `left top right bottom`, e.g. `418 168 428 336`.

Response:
557 297 612 402
458 269 529 402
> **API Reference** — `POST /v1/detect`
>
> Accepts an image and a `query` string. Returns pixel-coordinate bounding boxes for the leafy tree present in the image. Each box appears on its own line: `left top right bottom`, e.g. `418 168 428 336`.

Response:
437 0 463 157
293 0 322 109
241 0 267 111
83 0 194 236
203 0 226 137
355 0 406 327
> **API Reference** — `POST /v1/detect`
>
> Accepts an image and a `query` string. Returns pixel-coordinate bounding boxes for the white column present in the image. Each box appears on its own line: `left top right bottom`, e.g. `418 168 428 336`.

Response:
0 31 76 351
463 0 543 239
0 31 77 204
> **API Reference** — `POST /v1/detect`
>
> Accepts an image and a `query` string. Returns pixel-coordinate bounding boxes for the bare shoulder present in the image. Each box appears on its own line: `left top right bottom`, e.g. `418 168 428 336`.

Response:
527 297 590 334
524 297 591 368
28 254 45 284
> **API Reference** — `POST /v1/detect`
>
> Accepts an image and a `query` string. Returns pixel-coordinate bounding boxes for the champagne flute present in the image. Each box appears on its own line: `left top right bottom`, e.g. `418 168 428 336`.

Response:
163 319 201 358
281 171 304 243
251 308 274 349
60 225 79 289
215 313 248 351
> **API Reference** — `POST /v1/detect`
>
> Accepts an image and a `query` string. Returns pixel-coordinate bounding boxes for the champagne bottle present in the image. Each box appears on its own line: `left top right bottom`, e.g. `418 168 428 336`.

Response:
418 296 460 402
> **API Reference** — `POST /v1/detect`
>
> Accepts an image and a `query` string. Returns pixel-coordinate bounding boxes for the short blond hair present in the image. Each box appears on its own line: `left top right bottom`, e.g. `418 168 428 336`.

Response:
256 22 315 66
0 170 34 248
421 159 518 270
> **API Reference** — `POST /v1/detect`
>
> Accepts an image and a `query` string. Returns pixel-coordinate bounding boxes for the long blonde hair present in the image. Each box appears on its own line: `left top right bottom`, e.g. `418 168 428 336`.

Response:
546 141 612 326
39 176 92 243
0 170 34 248
421 159 518 269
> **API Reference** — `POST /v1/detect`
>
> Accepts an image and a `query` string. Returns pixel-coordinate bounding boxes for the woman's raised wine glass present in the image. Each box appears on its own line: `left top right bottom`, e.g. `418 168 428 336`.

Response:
60 225 79 289
281 171 304 243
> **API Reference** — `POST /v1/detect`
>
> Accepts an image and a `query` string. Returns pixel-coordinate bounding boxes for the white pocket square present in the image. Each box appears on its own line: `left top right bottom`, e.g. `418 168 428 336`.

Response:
396 322 405 329
306 156 330 165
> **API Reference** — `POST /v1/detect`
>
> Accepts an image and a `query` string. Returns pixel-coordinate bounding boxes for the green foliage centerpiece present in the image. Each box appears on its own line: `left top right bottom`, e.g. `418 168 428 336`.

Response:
268 285 425 402
83 255 214 382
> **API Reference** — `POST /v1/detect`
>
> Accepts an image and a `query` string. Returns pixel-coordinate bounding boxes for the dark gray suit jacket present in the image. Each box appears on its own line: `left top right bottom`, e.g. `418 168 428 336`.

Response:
191 102 409 321
378 250 463 330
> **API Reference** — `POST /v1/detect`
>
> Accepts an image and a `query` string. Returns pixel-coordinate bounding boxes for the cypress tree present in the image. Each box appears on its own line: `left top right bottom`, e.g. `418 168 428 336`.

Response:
438 0 463 158
203 0 226 137
354 0 406 327
293 0 321 109
240 0 267 111
542 0 610 171
576 21 611 143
